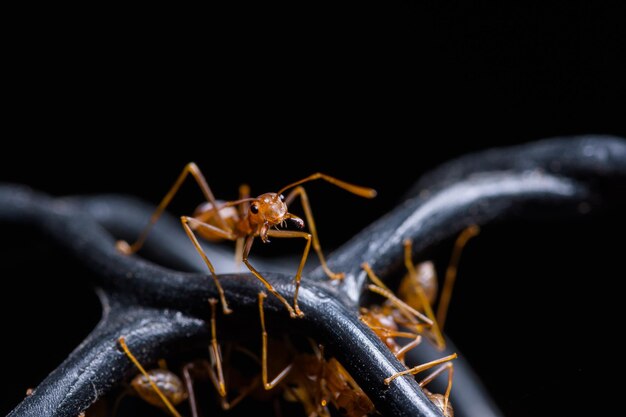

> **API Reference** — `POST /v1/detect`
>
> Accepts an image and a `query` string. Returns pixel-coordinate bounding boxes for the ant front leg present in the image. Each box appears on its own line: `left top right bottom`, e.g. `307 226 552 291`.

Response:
284 186 344 280
242 236 301 318
116 162 228 255
266 229 313 317
181 216 236 314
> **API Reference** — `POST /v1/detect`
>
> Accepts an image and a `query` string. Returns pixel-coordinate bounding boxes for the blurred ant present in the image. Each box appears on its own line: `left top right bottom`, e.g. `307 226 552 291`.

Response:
257 292 374 417
361 225 479 350
118 337 187 417
359 226 478 416
118 292 375 417
386 353 458 417
117 163 376 318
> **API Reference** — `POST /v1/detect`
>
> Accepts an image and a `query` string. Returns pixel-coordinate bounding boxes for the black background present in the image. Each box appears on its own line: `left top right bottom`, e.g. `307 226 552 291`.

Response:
1 2 625 416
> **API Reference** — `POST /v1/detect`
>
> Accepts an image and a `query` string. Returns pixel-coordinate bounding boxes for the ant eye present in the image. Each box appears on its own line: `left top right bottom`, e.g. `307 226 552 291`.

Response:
250 204 259 214
279 194 285 201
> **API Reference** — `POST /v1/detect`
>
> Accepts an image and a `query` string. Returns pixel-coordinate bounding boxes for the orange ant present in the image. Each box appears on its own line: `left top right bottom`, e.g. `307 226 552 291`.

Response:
119 293 375 417
117 163 376 318
118 337 187 417
190 293 374 416
257 292 374 417
387 353 458 417
361 225 480 350
359 226 478 416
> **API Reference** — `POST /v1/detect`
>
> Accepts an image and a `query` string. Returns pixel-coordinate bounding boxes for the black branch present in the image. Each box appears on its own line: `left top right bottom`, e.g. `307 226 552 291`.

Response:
2 135 625 417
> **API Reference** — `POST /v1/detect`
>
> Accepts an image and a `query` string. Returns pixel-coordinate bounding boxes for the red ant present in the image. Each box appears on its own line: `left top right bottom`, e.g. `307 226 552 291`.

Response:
119 337 187 417
359 226 479 416
118 294 374 417
117 163 376 318
361 226 479 350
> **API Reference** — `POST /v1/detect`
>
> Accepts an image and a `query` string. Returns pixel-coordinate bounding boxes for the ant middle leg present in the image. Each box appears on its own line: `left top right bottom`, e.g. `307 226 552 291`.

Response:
181 216 237 314
117 162 228 255
284 186 343 280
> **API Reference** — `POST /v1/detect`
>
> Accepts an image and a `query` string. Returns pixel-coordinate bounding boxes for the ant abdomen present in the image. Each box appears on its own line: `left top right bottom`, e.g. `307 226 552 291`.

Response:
425 390 454 417
398 261 438 309
131 369 188 408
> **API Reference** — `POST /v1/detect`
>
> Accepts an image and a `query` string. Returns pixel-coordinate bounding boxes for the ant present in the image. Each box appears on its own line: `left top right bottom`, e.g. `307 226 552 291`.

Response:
361 225 479 350
190 293 374 416
386 353 458 417
257 292 374 417
359 226 479 416
118 293 375 417
117 163 376 318
118 337 187 417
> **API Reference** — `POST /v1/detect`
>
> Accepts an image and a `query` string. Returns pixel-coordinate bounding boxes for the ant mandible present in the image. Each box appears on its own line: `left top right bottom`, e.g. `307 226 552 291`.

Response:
116 163 376 317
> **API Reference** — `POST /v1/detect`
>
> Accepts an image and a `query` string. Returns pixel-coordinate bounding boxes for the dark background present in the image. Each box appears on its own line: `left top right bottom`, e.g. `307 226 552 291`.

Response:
1 2 625 416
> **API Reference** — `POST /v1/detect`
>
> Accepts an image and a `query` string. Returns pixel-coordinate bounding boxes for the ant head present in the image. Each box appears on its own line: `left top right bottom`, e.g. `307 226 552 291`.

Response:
249 193 289 225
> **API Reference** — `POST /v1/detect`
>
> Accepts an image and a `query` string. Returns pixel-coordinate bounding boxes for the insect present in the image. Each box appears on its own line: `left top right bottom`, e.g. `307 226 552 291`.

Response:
359 226 479 416
385 353 458 417
116 163 376 318
119 293 374 417
361 225 479 350
257 292 374 416
118 337 187 417
191 293 374 416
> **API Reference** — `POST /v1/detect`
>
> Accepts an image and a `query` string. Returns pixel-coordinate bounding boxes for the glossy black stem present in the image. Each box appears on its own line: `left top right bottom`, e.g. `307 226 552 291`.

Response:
2 135 625 417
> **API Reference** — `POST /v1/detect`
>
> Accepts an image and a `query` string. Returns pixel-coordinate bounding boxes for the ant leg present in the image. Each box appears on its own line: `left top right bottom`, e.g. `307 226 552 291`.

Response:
284 186 343 280
238 184 251 217
182 363 200 417
118 337 183 417
117 162 228 254
360 315 422 362
242 236 299 318
233 184 250 271
277 173 377 199
234 238 244 271
384 353 457 385
396 336 423 362
206 298 227 399
437 225 480 331
259 292 294 390
403 240 446 350
181 216 236 314
418 362 455 416
266 229 313 317
201 299 261 411
362 263 433 326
